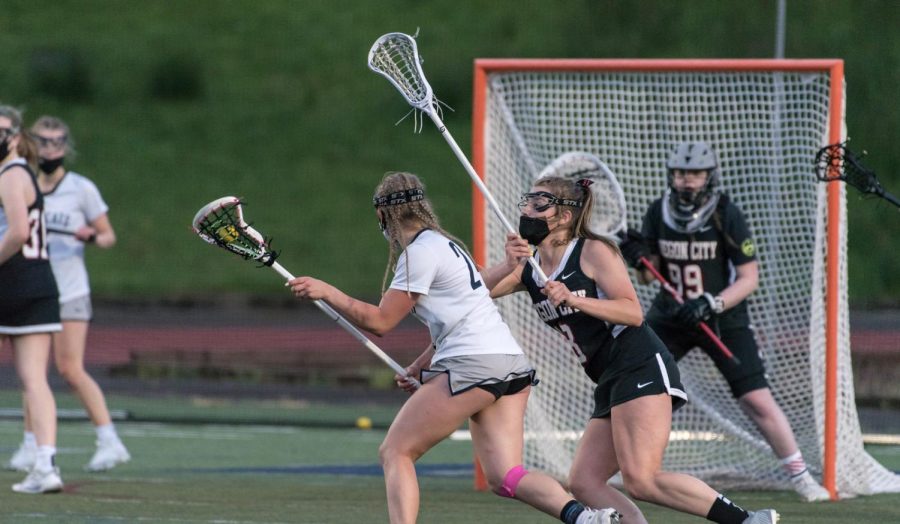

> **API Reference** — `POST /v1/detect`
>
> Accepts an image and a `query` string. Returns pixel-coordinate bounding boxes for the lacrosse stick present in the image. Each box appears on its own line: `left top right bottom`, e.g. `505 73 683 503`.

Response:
192 196 419 388
46 227 77 237
541 152 738 364
815 141 899 209
368 32 550 285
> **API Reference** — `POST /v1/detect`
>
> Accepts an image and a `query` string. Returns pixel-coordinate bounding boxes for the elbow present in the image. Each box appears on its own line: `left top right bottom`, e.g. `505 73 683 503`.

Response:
629 310 644 327
368 326 388 337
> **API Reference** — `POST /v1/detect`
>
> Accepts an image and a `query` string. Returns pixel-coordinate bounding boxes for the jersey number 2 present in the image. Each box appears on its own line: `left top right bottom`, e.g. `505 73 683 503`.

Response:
449 242 483 290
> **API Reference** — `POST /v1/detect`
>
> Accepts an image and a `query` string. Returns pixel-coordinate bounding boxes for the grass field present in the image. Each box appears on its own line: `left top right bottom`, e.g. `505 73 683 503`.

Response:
2 392 900 523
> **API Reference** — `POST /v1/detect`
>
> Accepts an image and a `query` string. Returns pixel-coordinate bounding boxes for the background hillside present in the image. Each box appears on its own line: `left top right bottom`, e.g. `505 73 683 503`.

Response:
1 0 897 306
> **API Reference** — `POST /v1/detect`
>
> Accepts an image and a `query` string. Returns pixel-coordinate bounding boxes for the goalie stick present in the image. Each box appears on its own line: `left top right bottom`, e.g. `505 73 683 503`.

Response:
539 152 738 364
192 196 420 388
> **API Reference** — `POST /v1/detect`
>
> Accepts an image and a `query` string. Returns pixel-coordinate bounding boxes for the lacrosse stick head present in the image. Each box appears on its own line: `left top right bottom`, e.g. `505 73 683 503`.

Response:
815 141 884 195
368 32 435 113
536 152 628 236
192 196 277 265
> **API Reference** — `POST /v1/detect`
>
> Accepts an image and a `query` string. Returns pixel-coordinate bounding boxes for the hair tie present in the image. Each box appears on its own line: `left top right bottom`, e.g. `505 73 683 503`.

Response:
576 178 594 191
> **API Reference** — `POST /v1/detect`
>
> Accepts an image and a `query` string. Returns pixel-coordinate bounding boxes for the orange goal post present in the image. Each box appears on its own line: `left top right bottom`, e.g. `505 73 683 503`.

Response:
470 58 900 497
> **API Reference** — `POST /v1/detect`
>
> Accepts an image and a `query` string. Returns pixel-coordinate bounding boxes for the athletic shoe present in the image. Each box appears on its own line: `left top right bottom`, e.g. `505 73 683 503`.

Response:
577 507 622 524
791 470 831 502
11 466 63 494
742 509 779 524
6 443 36 472
85 440 131 471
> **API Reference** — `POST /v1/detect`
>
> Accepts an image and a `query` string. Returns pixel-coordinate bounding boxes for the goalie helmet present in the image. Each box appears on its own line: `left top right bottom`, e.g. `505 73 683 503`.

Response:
663 141 722 233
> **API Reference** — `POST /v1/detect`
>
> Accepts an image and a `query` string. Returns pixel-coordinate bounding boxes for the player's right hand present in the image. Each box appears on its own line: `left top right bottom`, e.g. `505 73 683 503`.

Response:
617 228 649 269
395 366 420 394
505 233 532 266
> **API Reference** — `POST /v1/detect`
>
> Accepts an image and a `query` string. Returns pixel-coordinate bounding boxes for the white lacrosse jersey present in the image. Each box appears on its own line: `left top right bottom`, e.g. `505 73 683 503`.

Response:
389 229 523 362
43 172 109 302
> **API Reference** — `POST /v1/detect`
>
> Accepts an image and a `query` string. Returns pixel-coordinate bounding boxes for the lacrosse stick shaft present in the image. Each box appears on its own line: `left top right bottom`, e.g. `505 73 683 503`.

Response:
881 190 900 209
425 111 550 284
637 256 740 364
46 227 77 237
270 261 420 387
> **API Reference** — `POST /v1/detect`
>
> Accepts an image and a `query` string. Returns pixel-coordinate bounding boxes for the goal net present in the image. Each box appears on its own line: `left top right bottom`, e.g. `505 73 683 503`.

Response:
471 59 900 496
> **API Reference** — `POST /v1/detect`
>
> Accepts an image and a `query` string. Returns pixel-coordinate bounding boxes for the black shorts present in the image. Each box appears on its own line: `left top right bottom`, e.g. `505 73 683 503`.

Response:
477 374 535 400
591 326 688 418
647 317 769 398
0 295 62 335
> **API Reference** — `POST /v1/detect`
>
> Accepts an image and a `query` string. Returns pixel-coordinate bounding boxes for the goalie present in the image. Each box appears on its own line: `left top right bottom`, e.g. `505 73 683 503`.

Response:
618 140 830 502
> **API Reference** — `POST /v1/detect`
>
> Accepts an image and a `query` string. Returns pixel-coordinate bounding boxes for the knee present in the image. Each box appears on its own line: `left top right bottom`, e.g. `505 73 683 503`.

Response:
567 472 591 501
491 465 528 498
621 473 658 503
378 440 420 468
57 363 86 384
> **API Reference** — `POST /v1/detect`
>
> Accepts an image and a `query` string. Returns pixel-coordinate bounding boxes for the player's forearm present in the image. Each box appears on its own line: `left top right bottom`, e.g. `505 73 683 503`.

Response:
323 288 392 336
567 295 644 326
479 261 515 290
0 230 27 265
93 229 116 249
718 277 757 311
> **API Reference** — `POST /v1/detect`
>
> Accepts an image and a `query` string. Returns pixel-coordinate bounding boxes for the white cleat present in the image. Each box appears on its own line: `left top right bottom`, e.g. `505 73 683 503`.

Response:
743 509 779 524
577 507 622 524
791 470 831 502
6 443 36 472
85 440 131 471
12 466 63 494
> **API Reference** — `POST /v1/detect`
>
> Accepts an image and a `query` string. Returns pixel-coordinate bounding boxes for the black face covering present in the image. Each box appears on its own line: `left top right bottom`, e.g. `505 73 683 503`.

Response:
0 139 9 161
518 215 551 246
39 156 64 174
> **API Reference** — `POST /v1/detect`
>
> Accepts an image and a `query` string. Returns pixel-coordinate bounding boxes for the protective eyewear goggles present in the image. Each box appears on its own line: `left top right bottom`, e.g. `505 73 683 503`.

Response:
517 191 582 212
0 127 19 142
32 134 68 149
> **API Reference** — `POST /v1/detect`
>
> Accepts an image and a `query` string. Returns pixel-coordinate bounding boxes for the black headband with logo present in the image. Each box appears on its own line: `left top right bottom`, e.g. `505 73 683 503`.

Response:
373 188 425 208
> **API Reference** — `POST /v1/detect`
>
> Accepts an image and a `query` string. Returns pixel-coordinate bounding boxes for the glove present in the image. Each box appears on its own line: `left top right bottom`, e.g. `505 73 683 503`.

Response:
617 228 649 269
675 292 718 326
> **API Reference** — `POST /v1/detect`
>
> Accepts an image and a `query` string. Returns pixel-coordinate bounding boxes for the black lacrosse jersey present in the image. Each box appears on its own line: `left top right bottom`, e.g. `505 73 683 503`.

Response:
641 195 756 329
521 238 656 382
0 160 58 301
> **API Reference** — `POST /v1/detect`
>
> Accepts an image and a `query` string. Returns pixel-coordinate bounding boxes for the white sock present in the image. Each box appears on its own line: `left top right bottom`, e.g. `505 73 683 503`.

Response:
23 431 37 450
35 445 56 471
779 450 808 478
96 423 119 444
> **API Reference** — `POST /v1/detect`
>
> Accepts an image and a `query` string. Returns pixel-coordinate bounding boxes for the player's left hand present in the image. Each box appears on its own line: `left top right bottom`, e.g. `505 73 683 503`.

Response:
675 293 716 325
75 226 98 243
541 280 575 308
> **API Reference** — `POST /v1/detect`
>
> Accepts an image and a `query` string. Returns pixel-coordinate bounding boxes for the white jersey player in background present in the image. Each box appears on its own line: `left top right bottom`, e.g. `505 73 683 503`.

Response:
7 116 130 474
288 171 620 524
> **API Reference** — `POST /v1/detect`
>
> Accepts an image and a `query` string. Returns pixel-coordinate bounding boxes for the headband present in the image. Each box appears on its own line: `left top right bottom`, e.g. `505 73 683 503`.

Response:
373 187 425 208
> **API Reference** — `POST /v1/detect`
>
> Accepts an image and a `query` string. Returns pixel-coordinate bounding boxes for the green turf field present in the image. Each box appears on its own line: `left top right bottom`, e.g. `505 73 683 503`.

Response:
2 393 900 523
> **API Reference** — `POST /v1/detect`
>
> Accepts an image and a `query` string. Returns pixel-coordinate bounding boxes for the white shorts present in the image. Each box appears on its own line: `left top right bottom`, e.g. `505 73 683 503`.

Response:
60 295 92 322
422 353 535 395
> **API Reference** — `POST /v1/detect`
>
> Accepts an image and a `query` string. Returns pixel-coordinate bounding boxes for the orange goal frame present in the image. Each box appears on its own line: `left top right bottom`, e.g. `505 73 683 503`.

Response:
470 58 844 498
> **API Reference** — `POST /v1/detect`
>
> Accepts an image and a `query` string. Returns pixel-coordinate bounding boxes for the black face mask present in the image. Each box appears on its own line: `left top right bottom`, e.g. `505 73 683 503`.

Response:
0 139 9 161
518 215 551 245
39 156 65 174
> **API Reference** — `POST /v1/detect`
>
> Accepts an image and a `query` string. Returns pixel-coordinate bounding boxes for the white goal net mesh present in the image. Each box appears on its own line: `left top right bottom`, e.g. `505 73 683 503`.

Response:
475 62 900 496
